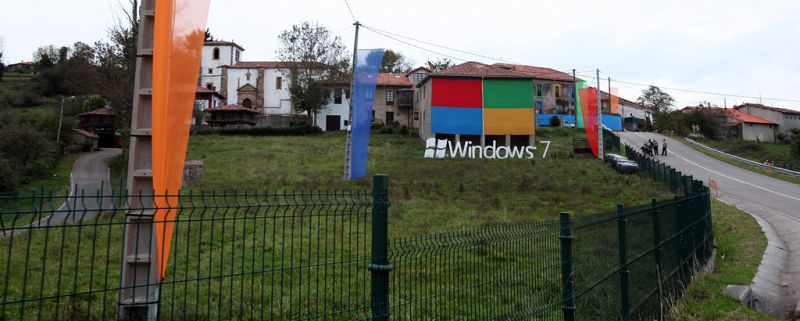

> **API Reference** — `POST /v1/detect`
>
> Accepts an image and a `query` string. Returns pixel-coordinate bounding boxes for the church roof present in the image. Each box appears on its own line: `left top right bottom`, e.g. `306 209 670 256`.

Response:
228 61 327 69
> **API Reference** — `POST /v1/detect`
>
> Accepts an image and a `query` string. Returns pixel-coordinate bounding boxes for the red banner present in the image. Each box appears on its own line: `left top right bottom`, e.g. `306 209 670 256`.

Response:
579 87 599 157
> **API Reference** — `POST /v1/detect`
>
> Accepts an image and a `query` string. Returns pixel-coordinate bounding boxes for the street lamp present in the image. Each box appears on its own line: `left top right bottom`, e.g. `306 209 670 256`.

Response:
56 96 76 144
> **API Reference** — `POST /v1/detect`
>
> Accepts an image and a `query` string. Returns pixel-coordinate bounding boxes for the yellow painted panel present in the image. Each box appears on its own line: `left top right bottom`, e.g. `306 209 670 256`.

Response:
483 108 535 135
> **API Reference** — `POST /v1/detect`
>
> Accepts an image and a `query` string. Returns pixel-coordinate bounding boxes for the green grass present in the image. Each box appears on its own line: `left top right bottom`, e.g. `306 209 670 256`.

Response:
186 128 674 236
671 199 781 321
678 137 800 185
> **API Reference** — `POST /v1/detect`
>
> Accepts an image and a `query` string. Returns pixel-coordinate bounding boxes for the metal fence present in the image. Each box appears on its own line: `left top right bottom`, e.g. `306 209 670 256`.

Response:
1 161 711 320
684 137 800 178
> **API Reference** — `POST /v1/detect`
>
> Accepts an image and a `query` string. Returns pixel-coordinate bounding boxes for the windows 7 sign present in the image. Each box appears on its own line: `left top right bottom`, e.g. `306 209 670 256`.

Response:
424 138 550 159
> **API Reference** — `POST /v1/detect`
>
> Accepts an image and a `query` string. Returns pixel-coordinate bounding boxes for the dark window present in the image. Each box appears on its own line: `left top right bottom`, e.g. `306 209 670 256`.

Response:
208 68 213 74
235 50 240 62
276 77 282 90
554 84 561 98
386 112 394 124
212 48 220 60
536 84 543 97
414 112 420 120
334 89 343 104
385 91 394 105
242 98 252 108
206 83 213 90
371 110 375 121
345 89 351 99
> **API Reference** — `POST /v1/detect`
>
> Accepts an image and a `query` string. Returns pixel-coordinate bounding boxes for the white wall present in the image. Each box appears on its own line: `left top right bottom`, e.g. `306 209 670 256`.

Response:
224 68 258 106
742 123 775 142
316 88 350 131
200 44 241 91
263 68 293 114
619 103 652 122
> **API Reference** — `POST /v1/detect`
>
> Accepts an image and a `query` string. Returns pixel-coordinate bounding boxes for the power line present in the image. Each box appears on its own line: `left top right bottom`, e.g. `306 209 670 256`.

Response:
611 78 800 104
361 24 800 105
343 0 357 22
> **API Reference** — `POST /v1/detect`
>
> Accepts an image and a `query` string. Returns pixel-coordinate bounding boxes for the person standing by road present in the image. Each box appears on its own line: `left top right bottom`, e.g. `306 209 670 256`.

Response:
662 139 668 156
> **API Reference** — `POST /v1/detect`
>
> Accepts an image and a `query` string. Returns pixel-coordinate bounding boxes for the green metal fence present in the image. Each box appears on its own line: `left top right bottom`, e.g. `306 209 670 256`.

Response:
0 155 711 320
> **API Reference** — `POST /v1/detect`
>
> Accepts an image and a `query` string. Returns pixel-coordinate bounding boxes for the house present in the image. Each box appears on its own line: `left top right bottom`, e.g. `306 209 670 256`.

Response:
682 106 777 142
205 104 261 127
315 68 431 131
77 108 118 147
598 91 653 130
194 86 226 125
490 63 578 115
733 103 800 134
5 61 34 73
416 61 539 146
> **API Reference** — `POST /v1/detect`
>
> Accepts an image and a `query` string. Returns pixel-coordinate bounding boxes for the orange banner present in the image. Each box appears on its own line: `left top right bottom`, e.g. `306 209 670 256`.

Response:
152 0 210 280
483 108 535 135
610 88 619 115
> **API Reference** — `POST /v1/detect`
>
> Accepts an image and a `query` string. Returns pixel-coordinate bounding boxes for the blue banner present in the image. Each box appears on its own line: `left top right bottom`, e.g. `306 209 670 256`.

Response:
348 49 384 180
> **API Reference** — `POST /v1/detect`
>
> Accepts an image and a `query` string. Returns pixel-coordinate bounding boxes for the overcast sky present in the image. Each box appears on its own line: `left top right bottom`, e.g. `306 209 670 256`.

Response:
2 0 799 110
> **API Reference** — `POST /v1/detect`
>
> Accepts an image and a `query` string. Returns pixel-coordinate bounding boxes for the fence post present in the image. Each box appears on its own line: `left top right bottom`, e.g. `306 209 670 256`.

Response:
650 198 663 318
370 174 391 321
617 204 630 321
560 212 576 321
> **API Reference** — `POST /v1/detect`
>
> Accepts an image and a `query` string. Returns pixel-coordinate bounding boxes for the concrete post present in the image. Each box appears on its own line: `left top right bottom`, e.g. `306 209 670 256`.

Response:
119 0 160 319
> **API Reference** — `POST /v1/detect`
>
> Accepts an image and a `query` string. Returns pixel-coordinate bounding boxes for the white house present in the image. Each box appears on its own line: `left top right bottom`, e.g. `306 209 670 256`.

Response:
200 41 244 91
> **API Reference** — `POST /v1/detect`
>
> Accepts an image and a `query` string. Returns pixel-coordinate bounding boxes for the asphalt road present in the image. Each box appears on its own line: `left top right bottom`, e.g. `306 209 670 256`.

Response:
3 148 121 234
620 132 800 318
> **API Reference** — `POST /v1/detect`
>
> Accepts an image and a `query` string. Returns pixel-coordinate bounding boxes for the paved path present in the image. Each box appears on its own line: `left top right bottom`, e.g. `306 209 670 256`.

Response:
2 148 121 236
620 132 800 319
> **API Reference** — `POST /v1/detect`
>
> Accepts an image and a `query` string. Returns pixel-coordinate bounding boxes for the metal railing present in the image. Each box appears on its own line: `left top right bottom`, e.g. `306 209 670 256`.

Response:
684 137 800 178
1 167 711 320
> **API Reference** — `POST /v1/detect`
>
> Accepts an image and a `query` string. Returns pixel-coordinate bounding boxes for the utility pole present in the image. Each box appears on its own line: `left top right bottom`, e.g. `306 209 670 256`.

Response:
597 69 603 159
343 21 360 180
572 69 576 116
56 96 65 144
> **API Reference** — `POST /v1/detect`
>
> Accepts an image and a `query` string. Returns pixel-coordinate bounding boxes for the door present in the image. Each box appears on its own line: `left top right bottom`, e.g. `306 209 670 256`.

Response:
386 112 394 125
326 115 341 131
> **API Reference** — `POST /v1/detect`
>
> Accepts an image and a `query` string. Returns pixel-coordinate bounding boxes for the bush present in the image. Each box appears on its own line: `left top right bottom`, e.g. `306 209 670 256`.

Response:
83 95 105 111
549 116 561 127
191 125 322 136
0 156 20 192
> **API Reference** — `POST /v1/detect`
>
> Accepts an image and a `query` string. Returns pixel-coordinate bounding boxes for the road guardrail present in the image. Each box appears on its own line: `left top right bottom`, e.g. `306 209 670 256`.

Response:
684 137 800 178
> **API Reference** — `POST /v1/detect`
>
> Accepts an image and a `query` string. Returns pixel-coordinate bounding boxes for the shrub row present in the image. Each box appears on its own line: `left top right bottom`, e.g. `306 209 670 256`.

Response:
192 125 323 136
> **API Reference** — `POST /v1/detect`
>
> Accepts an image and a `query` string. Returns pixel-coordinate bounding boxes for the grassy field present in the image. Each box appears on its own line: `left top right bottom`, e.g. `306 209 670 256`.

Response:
692 137 799 170
186 128 674 237
671 199 781 321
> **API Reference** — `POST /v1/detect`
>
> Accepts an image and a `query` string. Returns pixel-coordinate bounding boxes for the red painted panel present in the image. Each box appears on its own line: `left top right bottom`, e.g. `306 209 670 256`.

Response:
432 78 483 108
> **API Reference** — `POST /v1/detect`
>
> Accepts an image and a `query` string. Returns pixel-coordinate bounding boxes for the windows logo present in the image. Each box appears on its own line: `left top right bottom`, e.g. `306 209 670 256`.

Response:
423 138 448 159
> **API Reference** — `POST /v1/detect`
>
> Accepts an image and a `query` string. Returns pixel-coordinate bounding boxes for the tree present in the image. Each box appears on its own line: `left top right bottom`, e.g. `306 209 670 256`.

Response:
380 49 411 73
205 28 215 42
426 57 453 72
0 37 4 82
277 22 349 125
637 86 674 113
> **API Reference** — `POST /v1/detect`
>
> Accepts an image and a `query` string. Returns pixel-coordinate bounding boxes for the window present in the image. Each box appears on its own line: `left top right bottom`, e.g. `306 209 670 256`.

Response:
212 48 220 60
276 77 282 90
208 68 213 74
206 83 213 90
235 50 240 62
345 89 351 99
536 84 543 97
371 110 375 121
385 91 394 105
414 112 420 121
334 89 342 104
570 85 575 99
554 84 561 98
411 73 426 83
242 98 252 108
245 71 251 81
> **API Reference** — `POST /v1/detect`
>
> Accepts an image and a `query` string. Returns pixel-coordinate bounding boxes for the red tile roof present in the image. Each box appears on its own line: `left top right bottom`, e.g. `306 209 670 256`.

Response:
734 103 800 115
436 61 532 78
377 73 412 87
491 63 577 82
204 41 244 51
78 108 117 117
682 106 777 125
208 104 261 113
228 61 327 69
196 86 226 98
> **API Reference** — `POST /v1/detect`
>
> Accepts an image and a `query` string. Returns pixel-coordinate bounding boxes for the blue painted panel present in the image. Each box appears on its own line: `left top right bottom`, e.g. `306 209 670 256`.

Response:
349 49 384 180
432 106 483 135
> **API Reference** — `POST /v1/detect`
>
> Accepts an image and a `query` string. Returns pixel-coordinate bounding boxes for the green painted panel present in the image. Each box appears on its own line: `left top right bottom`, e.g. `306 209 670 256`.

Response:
483 79 534 108
576 80 587 128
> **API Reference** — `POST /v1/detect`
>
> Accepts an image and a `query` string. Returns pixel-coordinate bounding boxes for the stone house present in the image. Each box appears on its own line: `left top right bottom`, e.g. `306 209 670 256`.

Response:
734 103 800 134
